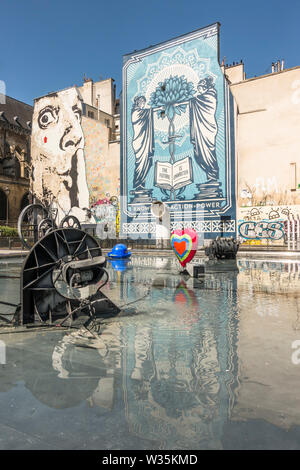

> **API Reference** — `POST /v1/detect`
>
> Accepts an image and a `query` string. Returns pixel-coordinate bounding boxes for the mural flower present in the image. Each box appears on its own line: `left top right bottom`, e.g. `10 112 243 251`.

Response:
150 75 195 120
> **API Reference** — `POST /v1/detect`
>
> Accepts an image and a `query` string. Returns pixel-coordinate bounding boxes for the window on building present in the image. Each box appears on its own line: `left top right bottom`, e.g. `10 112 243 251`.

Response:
2 157 21 178
105 119 110 127
20 193 30 211
0 189 7 221
88 111 95 119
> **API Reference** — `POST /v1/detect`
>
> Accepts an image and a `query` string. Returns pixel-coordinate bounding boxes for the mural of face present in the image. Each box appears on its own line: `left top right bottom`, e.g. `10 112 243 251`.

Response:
31 87 90 222
32 88 84 175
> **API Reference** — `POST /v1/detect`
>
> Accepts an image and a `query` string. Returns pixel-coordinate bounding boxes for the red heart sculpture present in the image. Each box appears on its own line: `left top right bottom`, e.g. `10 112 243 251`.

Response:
170 228 198 268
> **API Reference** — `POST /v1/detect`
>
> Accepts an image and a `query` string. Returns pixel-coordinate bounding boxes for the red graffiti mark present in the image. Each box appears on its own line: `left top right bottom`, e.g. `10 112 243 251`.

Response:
44 137 47 143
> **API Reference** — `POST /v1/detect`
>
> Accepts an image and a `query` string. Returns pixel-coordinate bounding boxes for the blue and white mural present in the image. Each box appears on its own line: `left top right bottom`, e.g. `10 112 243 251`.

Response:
121 23 236 239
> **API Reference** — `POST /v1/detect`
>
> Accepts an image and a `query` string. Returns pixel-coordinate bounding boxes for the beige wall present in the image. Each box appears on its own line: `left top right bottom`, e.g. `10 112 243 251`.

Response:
81 116 120 203
78 78 115 115
223 63 245 84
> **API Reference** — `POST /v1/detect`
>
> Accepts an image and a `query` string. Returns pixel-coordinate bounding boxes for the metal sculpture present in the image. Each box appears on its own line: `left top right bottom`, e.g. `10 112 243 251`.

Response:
18 203 81 250
16 228 120 328
205 236 239 260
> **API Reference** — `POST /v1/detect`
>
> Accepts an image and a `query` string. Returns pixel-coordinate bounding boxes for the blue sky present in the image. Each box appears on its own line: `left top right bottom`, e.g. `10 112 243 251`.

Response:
0 0 299 105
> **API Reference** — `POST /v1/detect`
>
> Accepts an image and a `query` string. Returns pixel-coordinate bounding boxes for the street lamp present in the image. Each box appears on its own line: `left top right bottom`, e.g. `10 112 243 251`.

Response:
4 186 10 226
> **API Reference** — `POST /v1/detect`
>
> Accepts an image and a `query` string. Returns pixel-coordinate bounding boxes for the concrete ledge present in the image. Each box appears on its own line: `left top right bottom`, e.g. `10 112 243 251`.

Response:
0 249 28 259
2 247 300 261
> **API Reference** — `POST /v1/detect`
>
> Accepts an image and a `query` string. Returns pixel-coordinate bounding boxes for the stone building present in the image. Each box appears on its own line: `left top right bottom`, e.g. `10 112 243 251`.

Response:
0 95 32 224
78 77 120 203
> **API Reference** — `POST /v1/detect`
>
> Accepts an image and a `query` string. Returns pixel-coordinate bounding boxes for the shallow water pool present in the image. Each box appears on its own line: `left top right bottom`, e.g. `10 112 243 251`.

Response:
0 255 300 449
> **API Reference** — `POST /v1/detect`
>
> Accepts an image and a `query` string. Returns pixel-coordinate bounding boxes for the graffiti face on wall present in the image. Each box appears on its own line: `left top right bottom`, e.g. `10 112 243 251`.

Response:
31 87 90 222
121 23 236 239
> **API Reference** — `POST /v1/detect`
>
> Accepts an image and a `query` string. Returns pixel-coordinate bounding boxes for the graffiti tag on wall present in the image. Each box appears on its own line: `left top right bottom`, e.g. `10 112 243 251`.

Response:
238 221 284 240
238 204 300 244
93 199 117 239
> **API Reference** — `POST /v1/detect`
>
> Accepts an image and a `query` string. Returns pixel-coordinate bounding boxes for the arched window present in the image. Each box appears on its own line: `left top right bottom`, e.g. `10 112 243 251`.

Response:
0 189 7 221
20 193 30 212
2 157 21 178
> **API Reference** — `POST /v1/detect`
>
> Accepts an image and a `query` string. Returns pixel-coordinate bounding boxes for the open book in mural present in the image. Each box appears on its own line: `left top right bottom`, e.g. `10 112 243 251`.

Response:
154 156 193 196
130 74 221 202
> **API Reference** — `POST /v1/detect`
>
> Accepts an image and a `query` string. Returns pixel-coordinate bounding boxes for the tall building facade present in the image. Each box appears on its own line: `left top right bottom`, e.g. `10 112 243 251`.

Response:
225 61 300 245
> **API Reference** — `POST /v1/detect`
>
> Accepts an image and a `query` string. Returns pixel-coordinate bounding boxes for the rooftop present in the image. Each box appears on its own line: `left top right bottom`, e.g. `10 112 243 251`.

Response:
0 95 32 130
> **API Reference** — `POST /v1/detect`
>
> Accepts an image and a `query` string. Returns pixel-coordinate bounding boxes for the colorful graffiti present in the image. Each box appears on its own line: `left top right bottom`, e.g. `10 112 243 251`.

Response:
238 221 284 240
91 196 119 239
238 204 300 245
121 23 236 239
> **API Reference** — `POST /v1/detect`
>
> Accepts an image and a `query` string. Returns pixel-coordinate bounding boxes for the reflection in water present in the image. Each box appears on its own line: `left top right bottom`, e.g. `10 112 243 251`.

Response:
174 280 199 308
2 256 300 448
108 258 131 273
116 263 239 449
236 259 300 430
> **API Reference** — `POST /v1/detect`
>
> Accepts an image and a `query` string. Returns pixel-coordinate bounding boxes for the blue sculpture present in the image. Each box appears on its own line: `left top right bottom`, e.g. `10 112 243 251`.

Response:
107 244 132 259
108 259 131 272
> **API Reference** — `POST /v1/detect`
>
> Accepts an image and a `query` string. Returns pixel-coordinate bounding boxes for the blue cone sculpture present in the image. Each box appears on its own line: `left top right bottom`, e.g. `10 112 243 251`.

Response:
107 243 131 259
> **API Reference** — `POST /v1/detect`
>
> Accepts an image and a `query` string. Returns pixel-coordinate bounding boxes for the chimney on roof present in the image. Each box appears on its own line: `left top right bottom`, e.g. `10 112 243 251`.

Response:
272 60 283 73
